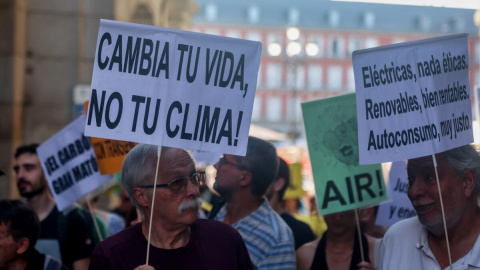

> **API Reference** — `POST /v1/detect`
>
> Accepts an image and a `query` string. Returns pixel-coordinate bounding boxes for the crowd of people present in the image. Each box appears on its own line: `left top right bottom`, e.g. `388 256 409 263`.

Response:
1 137 479 270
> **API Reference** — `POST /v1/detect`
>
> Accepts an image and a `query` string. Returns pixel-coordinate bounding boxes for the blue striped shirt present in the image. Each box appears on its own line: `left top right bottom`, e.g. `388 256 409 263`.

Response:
215 199 296 270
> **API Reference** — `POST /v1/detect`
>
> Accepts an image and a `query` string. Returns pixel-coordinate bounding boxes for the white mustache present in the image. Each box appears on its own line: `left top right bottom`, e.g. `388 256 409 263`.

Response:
178 198 202 215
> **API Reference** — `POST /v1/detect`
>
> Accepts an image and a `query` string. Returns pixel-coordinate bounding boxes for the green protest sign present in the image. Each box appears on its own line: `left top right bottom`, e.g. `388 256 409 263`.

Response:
302 93 387 215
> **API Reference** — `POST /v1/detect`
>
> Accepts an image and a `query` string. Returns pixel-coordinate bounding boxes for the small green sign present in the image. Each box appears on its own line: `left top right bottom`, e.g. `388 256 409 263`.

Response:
302 93 387 215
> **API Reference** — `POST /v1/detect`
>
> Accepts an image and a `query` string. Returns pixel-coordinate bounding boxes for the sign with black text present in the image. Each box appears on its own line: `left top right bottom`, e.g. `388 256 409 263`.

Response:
37 116 112 211
354 34 472 164
84 20 262 156
376 161 416 227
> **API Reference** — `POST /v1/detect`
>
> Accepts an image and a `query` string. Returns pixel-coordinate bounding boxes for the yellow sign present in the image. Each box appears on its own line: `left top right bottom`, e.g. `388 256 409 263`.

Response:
284 162 304 199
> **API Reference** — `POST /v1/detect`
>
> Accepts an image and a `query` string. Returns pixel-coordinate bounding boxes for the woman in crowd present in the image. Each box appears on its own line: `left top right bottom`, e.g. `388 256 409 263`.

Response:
296 210 377 270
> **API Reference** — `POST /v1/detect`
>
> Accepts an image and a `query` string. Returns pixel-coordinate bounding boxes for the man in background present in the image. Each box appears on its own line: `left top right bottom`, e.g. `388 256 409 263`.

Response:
212 136 296 269
13 144 94 270
0 199 68 270
266 157 316 250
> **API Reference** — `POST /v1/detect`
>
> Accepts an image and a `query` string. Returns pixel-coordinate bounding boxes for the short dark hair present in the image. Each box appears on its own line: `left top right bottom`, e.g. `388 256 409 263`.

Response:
0 200 40 253
14 144 40 158
276 157 290 202
235 136 279 197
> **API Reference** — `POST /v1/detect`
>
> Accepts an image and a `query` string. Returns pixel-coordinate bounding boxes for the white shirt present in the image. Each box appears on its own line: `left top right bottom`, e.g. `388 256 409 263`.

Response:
379 217 480 270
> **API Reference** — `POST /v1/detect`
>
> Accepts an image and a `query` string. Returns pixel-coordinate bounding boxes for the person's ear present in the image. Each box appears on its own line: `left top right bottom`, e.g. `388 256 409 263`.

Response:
273 178 286 192
238 171 253 187
133 187 150 208
16 238 29 255
462 168 476 197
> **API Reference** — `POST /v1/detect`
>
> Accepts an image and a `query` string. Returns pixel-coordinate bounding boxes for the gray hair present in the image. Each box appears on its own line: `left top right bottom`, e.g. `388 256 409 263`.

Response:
443 143 480 197
121 144 159 213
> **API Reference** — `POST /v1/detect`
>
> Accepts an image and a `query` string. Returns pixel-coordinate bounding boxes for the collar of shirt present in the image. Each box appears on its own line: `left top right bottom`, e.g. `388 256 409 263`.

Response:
215 198 271 234
417 225 480 269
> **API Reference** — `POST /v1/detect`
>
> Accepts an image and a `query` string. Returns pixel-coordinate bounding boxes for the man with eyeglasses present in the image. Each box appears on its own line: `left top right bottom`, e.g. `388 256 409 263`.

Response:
378 144 480 270
211 136 296 269
89 144 253 270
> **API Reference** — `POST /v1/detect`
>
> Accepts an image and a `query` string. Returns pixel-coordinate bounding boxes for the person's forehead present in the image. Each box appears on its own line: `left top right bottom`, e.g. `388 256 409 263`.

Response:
407 154 448 170
15 153 40 165
160 150 194 175
17 153 39 161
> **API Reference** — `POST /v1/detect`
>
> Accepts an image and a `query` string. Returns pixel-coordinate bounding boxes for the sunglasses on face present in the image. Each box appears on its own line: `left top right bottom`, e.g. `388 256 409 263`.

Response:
138 171 206 194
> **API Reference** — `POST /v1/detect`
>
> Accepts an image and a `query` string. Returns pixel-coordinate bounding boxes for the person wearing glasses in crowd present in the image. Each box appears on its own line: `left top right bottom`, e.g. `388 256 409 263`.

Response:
89 144 253 270
210 136 296 269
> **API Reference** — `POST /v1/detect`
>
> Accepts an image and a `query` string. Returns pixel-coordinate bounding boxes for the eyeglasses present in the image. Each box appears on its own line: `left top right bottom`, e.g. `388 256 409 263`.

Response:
218 157 240 168
138 171 206 194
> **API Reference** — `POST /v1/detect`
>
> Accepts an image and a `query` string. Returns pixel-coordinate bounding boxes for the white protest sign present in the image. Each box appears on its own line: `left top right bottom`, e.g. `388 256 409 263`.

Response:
354 34 472 164
37 115 112 211
85 20 262 156
376 160 416 228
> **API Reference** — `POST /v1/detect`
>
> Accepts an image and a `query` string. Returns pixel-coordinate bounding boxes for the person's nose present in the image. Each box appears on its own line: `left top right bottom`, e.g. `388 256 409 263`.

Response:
407 177 424 200
16 168 26 180
185 178 200 197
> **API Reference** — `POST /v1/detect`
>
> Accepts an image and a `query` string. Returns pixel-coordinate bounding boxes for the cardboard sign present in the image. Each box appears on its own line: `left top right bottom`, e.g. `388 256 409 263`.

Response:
302 93 387 215
37 116 112 211
353 34 472 164
89 138 137 175
84 20 262 156
376 160 416 227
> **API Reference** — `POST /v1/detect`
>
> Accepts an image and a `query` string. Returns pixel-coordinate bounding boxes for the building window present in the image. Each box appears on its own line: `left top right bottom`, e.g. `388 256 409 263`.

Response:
308 65 323 90
247 6 260 24
416 16 431 32
328 10 340 28
363 12 375 29
288 8 300 25
252 96 262 121
287 64 305 89
451 17 466 32
266 63 282 89
246 31 262 43
266 97 282 122
348 37 362 56
328 36 345 58
328 66 342 90
365 38 378 49
287 96 302 122
347 67 355 92
205 4 218 22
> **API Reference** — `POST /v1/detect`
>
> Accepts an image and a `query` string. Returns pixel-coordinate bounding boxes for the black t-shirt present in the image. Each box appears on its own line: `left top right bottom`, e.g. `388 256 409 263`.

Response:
36 207 94 269
281 212 316 250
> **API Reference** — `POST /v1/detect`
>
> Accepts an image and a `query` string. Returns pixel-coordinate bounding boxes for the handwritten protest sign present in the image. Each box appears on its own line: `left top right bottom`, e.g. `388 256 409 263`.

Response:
376 160 416 227
302 93 387 215
37 115 112 211
354 34 472 164
84 100 138 175
84 20 261 156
